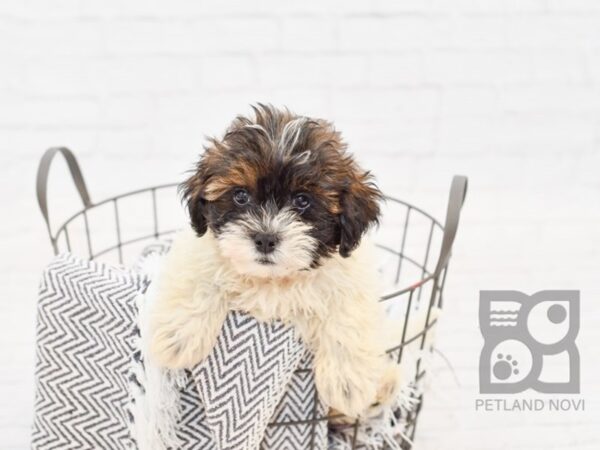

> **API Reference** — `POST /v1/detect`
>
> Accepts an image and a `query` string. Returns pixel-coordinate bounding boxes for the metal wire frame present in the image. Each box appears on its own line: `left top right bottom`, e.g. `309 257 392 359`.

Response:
52 184 179 264
36 147 467 449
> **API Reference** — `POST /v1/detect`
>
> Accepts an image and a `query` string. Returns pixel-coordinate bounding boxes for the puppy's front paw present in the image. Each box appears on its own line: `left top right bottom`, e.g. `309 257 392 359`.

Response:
360 363 403 419
315 363 378 419
149 321 217 369
376 362 402 407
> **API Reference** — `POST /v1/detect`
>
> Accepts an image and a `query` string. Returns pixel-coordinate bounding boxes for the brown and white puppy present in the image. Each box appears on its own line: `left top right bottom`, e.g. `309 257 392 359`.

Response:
149 104 400 418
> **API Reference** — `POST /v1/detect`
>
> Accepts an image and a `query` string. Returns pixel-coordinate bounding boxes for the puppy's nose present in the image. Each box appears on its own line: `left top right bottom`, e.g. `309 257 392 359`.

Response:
254 232 278 254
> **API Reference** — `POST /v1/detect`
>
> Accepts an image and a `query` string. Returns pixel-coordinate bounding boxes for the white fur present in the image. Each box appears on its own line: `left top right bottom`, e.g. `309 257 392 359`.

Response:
132 264 188 450
149 228 400 418
329 306 441 447
278 117 309 156
217 207 317 278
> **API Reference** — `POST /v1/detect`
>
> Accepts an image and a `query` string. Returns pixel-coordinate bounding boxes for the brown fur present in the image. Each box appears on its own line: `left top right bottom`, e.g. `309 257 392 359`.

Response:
181 104 382 260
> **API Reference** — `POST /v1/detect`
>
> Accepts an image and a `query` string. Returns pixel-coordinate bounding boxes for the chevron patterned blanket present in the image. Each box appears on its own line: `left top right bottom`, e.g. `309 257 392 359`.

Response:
32 254 149 449
32 251 421 450
32 253 329 450
130 279 329 450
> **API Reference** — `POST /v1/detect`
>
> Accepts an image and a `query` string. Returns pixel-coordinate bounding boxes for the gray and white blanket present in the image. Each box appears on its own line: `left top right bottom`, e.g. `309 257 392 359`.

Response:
130 283 328 450
32 251 425 450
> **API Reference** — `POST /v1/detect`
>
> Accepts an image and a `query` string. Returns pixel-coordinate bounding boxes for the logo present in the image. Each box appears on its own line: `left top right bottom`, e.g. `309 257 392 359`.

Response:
479 290 580 394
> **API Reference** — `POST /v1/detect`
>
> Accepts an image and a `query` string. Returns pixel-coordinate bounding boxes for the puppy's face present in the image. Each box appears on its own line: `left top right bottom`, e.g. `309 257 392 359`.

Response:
182 105 381 278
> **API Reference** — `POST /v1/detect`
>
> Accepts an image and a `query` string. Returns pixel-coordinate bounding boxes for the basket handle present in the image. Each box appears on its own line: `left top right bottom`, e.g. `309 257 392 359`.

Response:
433 175 468 278
36 147 92 243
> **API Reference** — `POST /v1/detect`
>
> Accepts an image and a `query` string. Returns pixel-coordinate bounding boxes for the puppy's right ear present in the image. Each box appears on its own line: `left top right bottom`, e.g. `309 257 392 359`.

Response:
179 156 210 236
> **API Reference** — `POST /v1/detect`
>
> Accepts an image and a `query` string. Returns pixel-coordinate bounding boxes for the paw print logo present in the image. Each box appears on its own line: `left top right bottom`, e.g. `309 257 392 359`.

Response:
479 291 580 394
486 339 531 385
493 354 518 380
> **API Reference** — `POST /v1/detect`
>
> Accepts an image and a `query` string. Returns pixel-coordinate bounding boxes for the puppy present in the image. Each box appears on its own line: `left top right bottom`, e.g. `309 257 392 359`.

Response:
149 105 399 418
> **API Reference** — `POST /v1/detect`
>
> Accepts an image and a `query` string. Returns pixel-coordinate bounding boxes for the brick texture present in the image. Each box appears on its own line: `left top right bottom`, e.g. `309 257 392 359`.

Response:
1 1 599 449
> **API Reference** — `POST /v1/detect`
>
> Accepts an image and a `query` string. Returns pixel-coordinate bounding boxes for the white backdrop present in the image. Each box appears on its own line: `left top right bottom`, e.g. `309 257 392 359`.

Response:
1 1 599 449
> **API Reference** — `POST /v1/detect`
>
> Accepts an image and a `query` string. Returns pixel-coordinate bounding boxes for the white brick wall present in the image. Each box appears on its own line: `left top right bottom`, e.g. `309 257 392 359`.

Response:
1 1 599 448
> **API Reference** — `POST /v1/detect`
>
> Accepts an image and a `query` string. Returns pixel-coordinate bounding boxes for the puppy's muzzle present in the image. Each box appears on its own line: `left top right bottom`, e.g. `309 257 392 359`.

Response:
253 232 279 254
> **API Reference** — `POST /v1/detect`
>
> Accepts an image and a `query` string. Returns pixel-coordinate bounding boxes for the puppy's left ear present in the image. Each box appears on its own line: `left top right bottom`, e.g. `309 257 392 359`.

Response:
337 172 382 257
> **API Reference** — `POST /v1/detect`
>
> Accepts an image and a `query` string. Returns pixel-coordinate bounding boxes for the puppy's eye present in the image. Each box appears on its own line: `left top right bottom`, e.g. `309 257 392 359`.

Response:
233 188 250 206
292 193 311 210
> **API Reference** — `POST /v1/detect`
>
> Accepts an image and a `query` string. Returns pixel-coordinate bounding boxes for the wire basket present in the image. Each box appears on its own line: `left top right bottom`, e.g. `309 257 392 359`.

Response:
36 147 467 449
